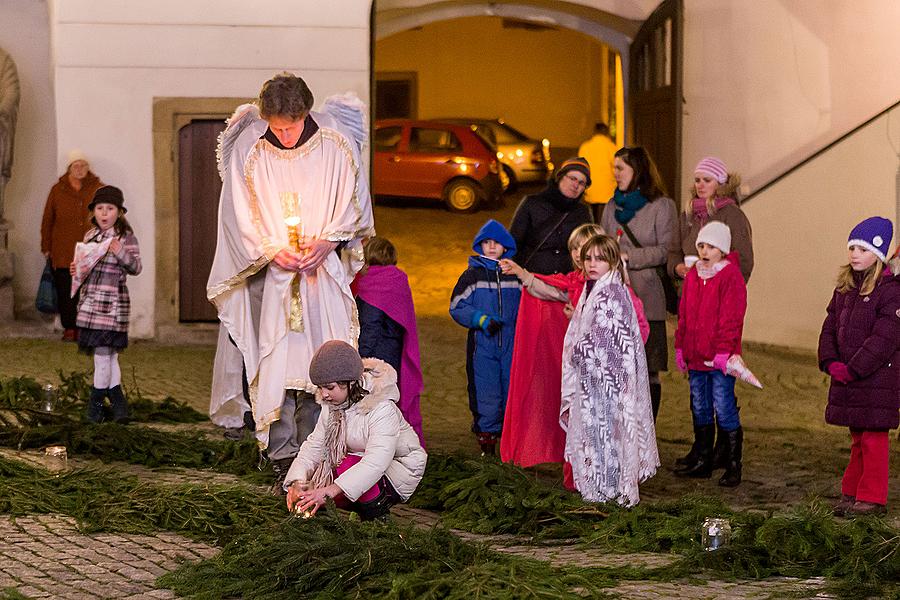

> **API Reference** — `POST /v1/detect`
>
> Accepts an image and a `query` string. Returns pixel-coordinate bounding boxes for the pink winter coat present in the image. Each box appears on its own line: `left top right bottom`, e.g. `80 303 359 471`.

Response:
674 252 747 370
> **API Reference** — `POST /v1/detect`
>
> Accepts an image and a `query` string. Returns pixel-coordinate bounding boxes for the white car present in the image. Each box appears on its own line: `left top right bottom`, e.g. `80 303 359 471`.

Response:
439 118 552 189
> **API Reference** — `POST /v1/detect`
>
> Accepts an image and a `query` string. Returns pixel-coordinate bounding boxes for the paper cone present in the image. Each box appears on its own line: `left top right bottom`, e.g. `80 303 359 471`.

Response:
704 354 763 389
71 238 113 297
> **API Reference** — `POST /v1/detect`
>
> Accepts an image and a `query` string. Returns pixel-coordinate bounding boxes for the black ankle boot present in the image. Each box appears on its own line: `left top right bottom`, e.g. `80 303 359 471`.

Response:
649 383 661 422
356 485 396 522
675 425 714 478
718 427 743 487
86 386 106 423
108 385 129 423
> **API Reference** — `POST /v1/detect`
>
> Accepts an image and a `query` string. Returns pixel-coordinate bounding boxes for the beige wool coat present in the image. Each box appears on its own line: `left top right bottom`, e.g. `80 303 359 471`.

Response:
600 196 678 321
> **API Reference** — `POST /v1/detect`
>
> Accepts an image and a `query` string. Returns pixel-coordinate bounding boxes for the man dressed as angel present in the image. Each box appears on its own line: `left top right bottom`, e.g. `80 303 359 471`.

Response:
207 72 374 491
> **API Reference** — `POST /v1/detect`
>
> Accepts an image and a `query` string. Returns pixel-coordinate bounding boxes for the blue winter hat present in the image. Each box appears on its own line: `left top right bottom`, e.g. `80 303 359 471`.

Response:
472 219 517 258
848 216 893 262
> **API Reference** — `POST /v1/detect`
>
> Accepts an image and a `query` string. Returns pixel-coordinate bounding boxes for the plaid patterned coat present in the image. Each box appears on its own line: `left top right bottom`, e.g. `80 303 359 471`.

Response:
75 228 142 332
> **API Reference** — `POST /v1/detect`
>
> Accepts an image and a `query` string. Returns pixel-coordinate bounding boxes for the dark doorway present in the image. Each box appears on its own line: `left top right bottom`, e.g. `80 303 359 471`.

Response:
178 119 224 322
630 0 683 205
375 72 417 119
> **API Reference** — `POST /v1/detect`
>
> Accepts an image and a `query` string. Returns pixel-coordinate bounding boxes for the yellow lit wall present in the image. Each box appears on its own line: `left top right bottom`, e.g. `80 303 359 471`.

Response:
376 17 613 149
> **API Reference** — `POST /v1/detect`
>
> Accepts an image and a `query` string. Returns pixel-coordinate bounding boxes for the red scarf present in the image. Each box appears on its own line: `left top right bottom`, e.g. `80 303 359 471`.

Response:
692 197 736 225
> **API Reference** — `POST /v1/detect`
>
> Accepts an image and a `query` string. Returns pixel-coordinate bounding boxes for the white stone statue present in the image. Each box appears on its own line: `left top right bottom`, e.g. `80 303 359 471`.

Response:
0 47 20 223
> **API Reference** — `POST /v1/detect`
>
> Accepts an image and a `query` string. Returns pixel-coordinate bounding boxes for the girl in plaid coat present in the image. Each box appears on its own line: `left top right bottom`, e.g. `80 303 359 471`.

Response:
71 186 142 423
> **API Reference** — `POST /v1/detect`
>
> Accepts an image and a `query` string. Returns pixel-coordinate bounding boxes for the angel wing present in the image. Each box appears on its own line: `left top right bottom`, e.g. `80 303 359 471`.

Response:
321 92 368 156
216 103 260 181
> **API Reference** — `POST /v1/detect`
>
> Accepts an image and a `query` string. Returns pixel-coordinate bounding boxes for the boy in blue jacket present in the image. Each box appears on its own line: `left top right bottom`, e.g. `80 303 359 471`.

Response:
450 219 522 455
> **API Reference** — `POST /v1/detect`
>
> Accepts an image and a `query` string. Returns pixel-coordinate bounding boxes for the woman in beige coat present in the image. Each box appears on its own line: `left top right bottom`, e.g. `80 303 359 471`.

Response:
600 146 678 421
284 341 427 521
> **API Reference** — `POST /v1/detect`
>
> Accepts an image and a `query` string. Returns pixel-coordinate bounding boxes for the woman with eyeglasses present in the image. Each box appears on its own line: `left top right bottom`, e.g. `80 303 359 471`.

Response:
501 158 592 469
600 146 678 422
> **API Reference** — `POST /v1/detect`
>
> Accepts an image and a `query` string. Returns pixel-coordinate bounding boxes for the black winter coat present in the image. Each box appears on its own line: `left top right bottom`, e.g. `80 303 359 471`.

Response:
356 297 404 377
509 184 592 275
818 270 900 430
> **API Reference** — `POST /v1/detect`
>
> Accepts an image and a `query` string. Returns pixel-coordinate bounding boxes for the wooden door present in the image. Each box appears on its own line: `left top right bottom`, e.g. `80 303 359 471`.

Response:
178 119 225 322
629 0 683 205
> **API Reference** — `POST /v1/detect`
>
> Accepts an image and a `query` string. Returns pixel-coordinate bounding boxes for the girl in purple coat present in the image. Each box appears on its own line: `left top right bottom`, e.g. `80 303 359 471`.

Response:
818 216 900 516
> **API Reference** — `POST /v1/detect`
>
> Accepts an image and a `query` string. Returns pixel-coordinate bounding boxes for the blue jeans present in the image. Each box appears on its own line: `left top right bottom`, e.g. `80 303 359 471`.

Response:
688 370 741 431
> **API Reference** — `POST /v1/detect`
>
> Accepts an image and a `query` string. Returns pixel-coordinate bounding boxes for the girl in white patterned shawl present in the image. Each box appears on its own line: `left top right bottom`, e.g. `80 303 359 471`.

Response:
561 234 659 505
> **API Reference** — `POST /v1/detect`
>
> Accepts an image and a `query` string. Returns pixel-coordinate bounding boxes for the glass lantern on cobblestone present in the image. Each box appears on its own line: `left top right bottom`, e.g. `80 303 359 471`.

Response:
44 446 67 473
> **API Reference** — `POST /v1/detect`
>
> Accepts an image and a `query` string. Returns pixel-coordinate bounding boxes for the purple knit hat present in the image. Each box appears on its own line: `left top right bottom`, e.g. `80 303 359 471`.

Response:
694 157 728 184
848 216 893 262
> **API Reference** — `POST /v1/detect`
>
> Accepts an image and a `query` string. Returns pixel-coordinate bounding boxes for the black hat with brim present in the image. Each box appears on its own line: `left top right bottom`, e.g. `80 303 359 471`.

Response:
88 185 127 213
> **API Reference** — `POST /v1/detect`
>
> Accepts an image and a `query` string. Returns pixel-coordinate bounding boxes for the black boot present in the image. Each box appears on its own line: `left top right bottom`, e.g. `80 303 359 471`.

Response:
86 386 106 423
108 385 129 423
675 438 700 467
270 457 294 496
718 427 743 487
356 483 397 522
649 383 661 422
712 425 728 470
675 425 714 478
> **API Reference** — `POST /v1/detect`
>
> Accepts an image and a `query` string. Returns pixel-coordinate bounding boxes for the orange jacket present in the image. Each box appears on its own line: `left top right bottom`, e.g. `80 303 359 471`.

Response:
40 172 102 268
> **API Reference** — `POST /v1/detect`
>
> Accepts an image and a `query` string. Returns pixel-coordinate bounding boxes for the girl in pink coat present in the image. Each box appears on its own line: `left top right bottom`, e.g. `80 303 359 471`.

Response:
673 221 747 487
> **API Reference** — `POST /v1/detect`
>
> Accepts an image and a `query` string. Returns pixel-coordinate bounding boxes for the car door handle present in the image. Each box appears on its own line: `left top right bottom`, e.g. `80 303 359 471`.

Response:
388 155 401 163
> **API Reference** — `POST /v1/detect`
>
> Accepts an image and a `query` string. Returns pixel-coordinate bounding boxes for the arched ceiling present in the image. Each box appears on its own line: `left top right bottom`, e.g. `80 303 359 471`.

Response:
375 0 661 38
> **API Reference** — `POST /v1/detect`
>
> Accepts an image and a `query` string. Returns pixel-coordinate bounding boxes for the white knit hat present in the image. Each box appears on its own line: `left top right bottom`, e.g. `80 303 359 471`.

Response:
696 221 732 254
66 149 89 166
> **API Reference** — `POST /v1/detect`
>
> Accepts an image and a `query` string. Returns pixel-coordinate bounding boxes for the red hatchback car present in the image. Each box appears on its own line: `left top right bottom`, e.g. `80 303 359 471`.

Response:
373 119 504 213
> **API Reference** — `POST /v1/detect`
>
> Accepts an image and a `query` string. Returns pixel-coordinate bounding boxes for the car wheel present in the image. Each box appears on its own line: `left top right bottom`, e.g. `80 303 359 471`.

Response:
443 179 481 213
502 164 518 193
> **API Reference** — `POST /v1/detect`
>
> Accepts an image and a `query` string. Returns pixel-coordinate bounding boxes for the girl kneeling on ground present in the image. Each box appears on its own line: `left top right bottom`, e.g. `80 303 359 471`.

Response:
284 341 427 521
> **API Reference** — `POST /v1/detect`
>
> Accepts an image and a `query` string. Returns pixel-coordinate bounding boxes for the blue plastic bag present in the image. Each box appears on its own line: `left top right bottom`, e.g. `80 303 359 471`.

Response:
35 258 58 314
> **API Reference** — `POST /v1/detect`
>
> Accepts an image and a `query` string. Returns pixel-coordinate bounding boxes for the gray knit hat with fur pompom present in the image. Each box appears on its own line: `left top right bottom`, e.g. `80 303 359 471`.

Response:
308 340 363 385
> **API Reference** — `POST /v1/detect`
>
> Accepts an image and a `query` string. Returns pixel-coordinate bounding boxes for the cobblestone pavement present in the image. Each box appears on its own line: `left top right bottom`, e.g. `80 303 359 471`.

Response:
0 514 215 599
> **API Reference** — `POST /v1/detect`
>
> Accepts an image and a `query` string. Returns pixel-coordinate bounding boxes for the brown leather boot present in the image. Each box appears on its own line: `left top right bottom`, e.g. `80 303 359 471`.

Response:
847 501 886 516
832 495 855 517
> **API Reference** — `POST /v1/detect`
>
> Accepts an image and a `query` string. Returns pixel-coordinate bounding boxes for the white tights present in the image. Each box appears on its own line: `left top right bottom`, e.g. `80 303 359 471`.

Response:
93 347 121 389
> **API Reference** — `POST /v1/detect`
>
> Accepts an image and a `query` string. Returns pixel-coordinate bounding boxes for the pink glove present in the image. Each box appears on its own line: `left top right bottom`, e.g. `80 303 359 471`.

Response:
828 362 853 384
675 348 687 372
713 353 730 374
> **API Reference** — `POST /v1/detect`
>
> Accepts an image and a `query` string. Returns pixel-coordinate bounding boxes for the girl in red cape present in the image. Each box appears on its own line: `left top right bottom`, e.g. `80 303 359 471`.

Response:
352 237 425 446
500 224 648 478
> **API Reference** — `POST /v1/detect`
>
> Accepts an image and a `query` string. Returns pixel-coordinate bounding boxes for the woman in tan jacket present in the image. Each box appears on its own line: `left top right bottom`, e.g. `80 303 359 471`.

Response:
40 150 103 340
668 156 754 473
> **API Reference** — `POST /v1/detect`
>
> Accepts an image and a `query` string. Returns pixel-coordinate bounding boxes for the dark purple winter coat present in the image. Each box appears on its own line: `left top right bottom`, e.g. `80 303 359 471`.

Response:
818 269 900 430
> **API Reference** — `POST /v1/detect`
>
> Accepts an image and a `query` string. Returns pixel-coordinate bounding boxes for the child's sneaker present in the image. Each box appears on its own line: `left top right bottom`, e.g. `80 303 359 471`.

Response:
477 432 498 456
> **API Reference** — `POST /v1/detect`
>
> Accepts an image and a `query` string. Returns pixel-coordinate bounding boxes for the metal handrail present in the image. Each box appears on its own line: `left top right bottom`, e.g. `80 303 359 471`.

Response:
744 99 900 203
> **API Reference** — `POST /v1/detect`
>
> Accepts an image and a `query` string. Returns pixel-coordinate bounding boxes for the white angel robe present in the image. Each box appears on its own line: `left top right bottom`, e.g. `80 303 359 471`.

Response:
207 102 374 448
561 271 660 506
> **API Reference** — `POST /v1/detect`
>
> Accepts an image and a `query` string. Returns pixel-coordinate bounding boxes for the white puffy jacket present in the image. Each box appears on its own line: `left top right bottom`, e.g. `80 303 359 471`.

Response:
284 358 427 502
